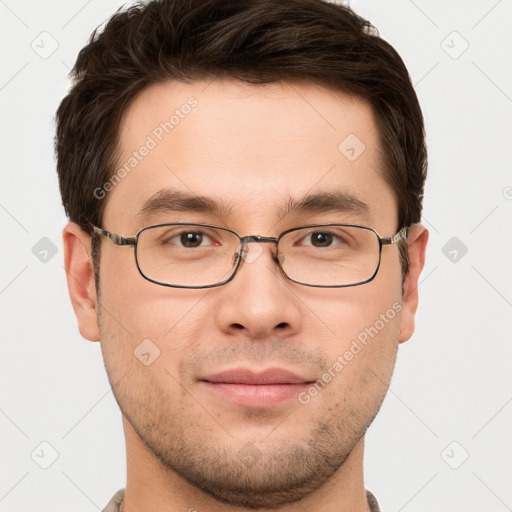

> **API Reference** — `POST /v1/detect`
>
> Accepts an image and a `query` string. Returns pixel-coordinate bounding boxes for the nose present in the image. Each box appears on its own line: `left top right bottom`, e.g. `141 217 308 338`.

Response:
214 240 302 340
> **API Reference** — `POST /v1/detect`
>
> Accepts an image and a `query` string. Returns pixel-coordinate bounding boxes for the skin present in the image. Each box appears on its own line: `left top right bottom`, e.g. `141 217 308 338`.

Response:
63 79 428 511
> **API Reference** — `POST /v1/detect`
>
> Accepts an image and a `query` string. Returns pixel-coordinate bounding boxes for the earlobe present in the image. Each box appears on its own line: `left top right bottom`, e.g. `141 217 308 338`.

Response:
62 222 100 342
398 224 428 344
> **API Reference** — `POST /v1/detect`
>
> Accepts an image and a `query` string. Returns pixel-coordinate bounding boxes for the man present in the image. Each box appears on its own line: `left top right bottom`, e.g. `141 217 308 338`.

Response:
56 0 428 510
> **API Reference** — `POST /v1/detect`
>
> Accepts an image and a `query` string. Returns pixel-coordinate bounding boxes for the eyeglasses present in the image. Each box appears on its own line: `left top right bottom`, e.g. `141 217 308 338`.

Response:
93 223 409 289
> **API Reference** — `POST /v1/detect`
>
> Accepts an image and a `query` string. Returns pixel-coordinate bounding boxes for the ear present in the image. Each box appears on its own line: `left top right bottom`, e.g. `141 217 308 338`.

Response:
62 222 100 342
399 224 429 343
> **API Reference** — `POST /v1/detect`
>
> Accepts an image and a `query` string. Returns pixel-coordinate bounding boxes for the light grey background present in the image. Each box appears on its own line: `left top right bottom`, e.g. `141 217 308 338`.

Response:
1 1 511 510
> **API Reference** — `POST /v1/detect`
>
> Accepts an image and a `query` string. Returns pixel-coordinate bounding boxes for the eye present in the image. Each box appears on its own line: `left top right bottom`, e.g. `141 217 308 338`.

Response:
180 231 205 248
301 231 343 248
165 230 216 248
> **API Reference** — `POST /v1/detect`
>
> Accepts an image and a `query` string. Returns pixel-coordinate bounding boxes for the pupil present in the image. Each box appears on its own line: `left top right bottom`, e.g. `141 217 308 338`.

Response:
181 232 202 247
312 232 332 247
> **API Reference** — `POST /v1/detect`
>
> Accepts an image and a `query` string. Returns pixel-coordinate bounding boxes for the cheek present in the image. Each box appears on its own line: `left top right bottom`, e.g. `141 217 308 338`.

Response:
307 261 403 390
313 270 402 347
97 258 214 389
99 246 206 339
96 285 204 408
304 300 401 423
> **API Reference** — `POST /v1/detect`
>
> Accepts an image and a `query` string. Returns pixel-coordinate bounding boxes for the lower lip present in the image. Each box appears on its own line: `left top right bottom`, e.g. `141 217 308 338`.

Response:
199 382 310 407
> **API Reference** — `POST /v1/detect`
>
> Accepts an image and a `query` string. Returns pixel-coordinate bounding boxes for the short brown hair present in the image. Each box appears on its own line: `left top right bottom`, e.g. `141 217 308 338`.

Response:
55 0 426 276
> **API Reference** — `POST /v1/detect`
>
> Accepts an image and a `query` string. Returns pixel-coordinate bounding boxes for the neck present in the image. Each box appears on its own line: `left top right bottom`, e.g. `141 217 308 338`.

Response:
121 417 372 512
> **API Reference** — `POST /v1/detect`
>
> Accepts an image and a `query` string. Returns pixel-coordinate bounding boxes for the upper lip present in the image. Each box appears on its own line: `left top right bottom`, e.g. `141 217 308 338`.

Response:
199 368 313 385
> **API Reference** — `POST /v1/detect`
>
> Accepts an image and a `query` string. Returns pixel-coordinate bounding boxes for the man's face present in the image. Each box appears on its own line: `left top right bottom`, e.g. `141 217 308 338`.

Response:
91 80 413 506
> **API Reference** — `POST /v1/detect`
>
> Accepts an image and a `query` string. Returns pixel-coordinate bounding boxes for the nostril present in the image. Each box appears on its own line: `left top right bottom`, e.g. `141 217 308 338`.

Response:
276 322 288 329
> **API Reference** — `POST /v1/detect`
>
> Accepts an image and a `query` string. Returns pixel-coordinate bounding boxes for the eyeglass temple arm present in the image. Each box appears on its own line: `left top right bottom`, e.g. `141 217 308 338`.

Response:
93 226 136 246
380 226 409 245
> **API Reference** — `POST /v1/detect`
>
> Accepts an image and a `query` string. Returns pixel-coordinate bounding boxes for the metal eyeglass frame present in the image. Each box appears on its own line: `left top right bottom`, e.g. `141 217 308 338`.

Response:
92 223 409 289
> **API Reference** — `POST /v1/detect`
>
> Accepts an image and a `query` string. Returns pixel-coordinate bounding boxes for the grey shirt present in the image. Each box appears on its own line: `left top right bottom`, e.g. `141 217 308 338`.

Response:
102 488 381 511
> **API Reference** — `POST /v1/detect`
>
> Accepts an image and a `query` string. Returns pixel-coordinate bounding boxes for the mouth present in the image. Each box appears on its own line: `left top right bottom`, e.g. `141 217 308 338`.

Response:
198 368 315 408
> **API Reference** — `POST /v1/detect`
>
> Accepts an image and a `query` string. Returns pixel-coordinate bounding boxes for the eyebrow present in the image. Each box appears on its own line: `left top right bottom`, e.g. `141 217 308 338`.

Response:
136 188 369 224
278 190 369 220
136 189 233 223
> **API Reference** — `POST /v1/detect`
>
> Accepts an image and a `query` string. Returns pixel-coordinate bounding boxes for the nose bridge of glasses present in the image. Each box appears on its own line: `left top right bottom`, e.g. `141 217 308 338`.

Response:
236 235 279 265
242 235 279 245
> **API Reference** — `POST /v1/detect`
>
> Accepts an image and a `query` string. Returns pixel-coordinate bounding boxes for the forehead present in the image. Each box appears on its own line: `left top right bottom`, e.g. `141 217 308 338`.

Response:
103 79 397 232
